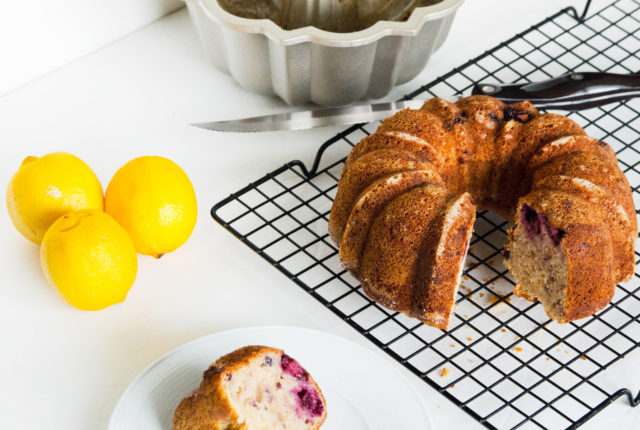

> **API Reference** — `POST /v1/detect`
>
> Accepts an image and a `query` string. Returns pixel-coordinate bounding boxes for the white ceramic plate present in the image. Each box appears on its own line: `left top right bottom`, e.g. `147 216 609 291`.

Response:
109 326 434 430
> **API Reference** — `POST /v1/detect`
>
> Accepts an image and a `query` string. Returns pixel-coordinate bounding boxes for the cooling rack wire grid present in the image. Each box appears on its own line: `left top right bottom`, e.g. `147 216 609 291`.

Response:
212 1 640 428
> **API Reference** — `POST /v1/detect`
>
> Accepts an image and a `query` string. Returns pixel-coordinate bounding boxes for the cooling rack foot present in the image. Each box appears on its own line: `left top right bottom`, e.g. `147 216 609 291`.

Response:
570 388 640 429
617 388 640 407
568 0 593 22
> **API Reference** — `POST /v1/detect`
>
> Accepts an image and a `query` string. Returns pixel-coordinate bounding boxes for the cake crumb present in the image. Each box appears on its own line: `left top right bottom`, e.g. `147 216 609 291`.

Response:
450 384 455 389
480 293 485 298
464 275 470 281
468 295 473 300
451 344 456 348
490 293 511 304
546 357 550 361
580 356 586 360
513 347 523 352
440 368 449 377
500 328 507 333
488 259 495 266
467 337 473 342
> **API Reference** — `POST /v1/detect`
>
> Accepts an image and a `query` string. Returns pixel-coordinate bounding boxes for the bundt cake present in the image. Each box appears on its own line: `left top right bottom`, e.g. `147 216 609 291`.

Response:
173 346 326 430
329 95 637 329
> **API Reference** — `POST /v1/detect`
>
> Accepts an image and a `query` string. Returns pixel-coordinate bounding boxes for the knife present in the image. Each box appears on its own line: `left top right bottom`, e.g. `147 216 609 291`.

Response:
192 100 425 133
193 72 640 132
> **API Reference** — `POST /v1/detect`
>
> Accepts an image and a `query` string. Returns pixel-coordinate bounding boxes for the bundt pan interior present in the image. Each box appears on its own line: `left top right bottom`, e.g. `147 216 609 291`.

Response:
184 0 464 105
217 0 445 33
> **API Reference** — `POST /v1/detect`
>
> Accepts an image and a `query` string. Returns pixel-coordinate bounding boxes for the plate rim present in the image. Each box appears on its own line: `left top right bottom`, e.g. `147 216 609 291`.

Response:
108 325 435 430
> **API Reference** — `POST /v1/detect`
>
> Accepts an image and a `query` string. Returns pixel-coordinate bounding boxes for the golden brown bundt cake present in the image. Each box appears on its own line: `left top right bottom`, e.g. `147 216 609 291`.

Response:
328 95 637 328
173 346 326 430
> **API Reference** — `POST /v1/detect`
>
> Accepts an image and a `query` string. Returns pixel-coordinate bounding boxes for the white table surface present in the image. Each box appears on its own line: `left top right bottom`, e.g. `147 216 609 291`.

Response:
0 0 182 96
1 1 638 429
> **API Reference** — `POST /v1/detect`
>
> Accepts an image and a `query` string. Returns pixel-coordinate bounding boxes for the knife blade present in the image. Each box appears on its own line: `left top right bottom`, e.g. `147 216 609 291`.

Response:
193 72 640 132
192 100 426 132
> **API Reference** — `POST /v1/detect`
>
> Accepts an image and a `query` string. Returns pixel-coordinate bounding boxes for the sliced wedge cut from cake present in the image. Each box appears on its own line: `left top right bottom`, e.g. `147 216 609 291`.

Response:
359 186 475 328
417 193 476 328
173 346 326 430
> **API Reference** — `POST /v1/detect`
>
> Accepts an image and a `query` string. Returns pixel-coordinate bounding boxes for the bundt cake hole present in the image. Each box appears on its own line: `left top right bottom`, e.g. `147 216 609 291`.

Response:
220 353 324 428
507 204 568 321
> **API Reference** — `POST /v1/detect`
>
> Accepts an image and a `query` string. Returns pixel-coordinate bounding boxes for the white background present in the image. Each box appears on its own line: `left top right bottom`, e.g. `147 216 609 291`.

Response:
1 0 639 429
0 0 182 96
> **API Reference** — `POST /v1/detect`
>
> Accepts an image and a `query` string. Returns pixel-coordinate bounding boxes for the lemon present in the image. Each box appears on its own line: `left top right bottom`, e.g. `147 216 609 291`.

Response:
6 152 104 244
40 210 138 310
105 156 197 258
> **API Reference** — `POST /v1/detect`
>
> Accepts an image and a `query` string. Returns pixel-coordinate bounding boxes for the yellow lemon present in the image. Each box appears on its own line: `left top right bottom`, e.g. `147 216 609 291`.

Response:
40 210 138 311
6 152 104 244
105 156 197 258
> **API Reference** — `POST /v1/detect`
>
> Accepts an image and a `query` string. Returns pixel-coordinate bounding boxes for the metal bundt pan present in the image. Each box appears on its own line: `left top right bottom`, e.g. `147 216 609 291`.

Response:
184 0 464 106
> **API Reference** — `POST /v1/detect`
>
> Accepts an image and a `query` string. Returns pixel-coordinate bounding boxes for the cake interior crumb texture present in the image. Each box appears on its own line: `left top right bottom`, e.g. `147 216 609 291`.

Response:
506 204 569 322
221 352 325 429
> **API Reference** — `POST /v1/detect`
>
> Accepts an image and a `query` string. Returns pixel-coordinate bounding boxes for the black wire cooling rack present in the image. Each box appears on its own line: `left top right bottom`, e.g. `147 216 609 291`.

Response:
212 1 640 428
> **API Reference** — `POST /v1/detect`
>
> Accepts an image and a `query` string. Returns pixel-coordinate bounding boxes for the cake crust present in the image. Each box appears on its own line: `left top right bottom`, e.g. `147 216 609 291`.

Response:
173 346 269 430
339 169 442 272
328 148 433 245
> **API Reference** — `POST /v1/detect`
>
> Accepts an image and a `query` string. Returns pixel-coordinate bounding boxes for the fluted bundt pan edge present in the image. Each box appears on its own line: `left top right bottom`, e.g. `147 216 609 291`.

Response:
184 0 464 106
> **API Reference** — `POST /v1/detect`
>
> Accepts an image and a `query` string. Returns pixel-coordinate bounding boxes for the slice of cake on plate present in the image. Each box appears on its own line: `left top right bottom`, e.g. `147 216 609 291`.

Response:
173 346 326 430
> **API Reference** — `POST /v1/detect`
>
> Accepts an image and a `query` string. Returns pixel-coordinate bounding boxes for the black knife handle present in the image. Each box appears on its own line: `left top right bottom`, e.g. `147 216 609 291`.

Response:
471 72 640 110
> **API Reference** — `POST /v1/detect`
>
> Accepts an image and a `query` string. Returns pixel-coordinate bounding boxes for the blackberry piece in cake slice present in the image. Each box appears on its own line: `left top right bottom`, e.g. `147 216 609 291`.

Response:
173 346 327 430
